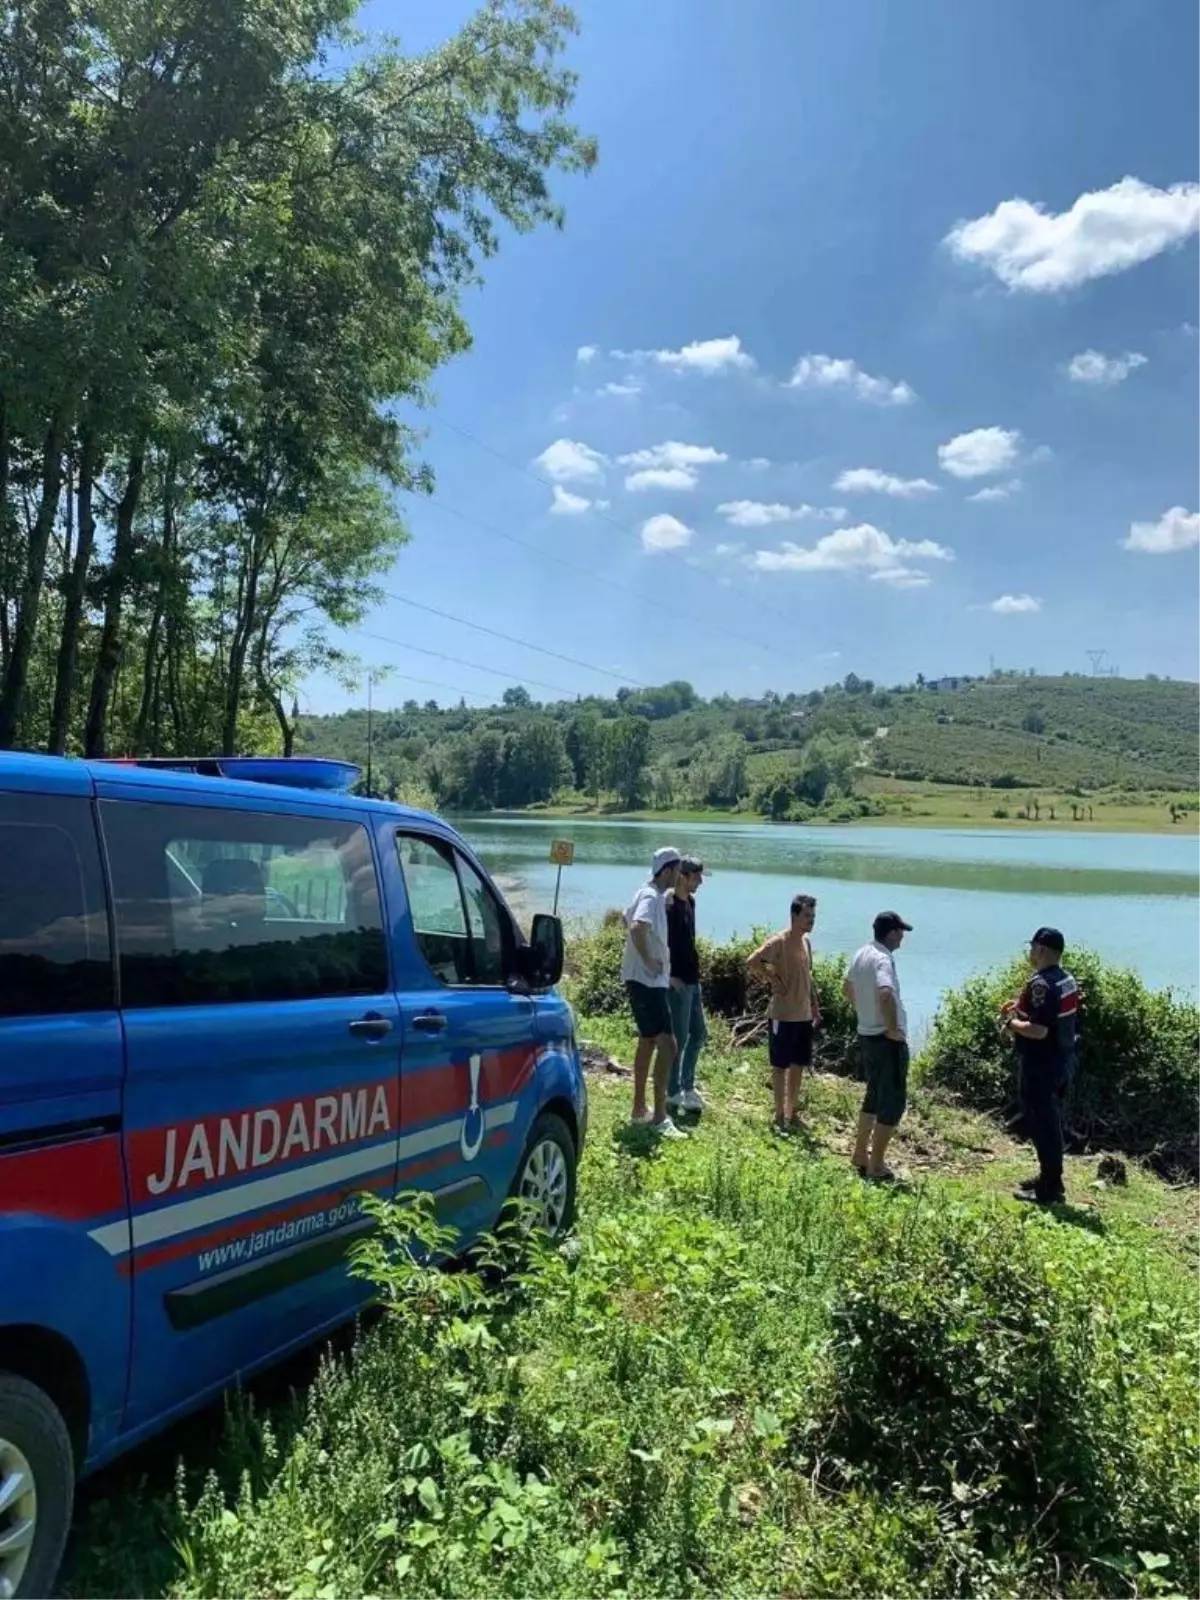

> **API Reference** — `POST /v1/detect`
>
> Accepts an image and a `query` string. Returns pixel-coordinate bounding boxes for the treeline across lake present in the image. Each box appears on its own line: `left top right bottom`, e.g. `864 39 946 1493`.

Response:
0 0 593 761
300 671 1200 818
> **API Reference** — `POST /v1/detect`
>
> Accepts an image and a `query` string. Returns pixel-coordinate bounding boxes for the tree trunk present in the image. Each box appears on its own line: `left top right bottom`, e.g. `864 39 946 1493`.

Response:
84 440 146 757
221 536 262 756
132 460 175 754
0 401 10 669
48 432 101 755
0 420 65 747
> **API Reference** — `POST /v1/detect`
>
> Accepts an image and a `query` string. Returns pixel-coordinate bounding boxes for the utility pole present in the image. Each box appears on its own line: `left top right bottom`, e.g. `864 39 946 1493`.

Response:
1085 649 1106 677
365 671 375 798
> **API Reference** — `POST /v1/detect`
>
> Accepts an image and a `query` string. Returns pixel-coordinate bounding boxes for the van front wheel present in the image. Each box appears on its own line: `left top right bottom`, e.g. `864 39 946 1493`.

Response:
510 1113 577 1237
0 1373 74 1600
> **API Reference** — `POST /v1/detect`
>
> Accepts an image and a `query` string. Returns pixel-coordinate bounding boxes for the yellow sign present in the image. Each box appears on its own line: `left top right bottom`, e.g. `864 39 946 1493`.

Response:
548 839 575 866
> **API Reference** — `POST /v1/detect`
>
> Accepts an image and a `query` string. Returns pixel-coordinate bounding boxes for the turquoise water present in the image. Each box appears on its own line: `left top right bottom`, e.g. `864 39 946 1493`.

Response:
457 816 1200 1040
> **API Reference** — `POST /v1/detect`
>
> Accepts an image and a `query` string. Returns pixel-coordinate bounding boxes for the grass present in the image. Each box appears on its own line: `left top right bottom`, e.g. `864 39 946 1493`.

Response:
62 1011 1198 1600
505 782 1199 834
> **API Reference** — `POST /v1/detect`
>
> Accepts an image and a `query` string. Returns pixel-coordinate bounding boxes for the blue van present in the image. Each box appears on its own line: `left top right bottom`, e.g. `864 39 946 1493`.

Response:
0 752 585 1598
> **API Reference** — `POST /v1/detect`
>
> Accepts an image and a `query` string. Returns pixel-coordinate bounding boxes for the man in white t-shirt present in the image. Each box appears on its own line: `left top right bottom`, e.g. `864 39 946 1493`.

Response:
844 910 912 1180
620 847 686 1138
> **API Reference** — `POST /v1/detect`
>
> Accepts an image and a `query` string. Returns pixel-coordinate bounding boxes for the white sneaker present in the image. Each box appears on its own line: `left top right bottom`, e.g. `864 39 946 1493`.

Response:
631 1108 653 1125
651 1116 688 1140
683 1088 705 1112
666 1094 685 1113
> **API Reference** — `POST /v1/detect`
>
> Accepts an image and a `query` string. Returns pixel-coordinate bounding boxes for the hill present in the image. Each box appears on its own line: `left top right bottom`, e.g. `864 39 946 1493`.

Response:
296 672 1199 821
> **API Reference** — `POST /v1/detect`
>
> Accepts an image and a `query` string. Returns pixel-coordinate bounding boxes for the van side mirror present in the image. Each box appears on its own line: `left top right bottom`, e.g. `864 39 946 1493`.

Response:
517 912 563 990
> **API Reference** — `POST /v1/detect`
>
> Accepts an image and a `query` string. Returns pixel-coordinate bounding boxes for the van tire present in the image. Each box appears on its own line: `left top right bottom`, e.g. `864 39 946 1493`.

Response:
0 1373 75 1600
509 1113 577 1237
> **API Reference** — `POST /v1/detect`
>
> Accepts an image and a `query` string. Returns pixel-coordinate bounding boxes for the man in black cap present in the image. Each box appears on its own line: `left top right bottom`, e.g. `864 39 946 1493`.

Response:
845 911 912 1179
1002 927 1079 1205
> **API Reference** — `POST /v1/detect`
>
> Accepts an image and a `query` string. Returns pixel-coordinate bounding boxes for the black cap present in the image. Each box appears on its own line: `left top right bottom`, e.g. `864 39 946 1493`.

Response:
873 910 913 938
1031 926 1065 953
679 854 704 875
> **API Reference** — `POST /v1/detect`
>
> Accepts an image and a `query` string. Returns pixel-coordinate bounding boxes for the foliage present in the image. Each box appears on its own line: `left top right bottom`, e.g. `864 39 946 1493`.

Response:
70 1071 1198 1600
300 673 1198 821
0 0 595 757
828 1197 1198 1582
923 948 1200 1176
565 921 860 1075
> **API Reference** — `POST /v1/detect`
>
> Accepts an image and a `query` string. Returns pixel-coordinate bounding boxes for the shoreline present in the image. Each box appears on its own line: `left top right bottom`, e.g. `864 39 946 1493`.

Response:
468 805 1199 838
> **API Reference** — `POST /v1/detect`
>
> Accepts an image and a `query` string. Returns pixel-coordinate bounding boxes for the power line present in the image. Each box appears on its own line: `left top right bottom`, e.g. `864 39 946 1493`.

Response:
435 413 815 638
422 495 779 660
354 626 576 697
376 588 643 687
345 660 483 700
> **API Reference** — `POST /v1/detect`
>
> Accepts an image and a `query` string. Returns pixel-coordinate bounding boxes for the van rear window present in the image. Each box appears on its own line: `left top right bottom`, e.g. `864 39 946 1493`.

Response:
102 801 388 1008
0 793 113 1017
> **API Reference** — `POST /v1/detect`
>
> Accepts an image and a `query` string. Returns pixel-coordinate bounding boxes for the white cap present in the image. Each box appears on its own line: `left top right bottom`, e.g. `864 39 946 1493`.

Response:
651 847 681 878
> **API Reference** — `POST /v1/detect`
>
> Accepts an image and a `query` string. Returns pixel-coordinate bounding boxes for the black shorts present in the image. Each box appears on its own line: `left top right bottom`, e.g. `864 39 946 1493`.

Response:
860 1034 909 1125
625 981 673 1040
769 1018 813 1070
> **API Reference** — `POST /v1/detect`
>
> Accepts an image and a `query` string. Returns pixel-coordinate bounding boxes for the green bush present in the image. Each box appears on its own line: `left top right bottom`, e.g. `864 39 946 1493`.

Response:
566 923 860 1077
563 913 627 1016
90 1156 1197 1600
828 1198 1199 1583
923 947 1200 1176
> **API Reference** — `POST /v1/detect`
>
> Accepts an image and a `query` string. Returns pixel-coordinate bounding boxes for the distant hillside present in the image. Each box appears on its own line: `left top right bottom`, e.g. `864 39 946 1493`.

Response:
297 673 1199 816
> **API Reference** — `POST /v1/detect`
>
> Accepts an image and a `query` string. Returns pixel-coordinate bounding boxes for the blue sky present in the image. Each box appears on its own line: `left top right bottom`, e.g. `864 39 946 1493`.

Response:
314 0 1199 713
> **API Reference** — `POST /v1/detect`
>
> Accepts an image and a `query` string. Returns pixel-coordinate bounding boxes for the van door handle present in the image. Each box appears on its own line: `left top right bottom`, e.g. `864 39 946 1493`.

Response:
349 1014 393 1040
411 1010 447 1034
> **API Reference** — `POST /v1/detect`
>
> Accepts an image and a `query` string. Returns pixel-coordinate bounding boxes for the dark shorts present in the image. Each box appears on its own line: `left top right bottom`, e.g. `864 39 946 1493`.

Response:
860 1034 909 1125
769 1018 813 1070
625 981 673 1040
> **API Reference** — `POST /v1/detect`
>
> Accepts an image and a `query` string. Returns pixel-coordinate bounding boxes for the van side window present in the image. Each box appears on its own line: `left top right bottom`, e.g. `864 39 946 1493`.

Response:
102 801 387 1008
455 851 507 987
0 793 113 1016
395 834 511 988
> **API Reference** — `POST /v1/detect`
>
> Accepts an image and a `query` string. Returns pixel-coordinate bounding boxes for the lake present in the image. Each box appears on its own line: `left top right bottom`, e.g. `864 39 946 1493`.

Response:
456 816 1200 1040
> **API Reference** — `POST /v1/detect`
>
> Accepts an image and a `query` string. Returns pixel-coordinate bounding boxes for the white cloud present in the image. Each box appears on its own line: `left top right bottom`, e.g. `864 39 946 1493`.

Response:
713 542 741 557
938 427 1022 479
750 522 953 577
747 456 772 469
869 566 932 589
576 344 599 363
619 442 727 470
835 467 939 499
641 513 694 553
618 441 727 493
625 467 697 492
597 379 642 397
1065 349 1148 385
945 177 1200 292
549 485 591 515
614 336 755 374
1123 506 1200 554
990 594 1042 614
717 500 846 527
787 354 916 405
534 438 607 484
968 479 1022 503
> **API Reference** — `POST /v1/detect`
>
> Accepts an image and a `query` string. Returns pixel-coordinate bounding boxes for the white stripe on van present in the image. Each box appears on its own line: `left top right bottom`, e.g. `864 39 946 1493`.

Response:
87 1099 520 1258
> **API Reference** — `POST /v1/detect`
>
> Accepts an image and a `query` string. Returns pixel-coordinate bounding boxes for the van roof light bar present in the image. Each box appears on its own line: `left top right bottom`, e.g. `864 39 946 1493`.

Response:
96 756 362 793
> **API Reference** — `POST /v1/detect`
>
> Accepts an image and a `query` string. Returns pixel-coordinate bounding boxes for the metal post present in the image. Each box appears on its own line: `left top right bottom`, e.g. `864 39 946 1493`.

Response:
552 862 563 916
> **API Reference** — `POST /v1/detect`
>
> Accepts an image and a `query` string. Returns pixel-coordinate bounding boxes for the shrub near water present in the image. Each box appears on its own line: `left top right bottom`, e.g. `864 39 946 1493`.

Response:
137 1137 1199 1600
923 947 1200 1176
568 916 860 1074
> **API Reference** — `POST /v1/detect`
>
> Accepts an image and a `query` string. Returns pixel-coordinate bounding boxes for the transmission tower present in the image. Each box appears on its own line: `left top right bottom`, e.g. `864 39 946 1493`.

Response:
1085 649 1107 677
